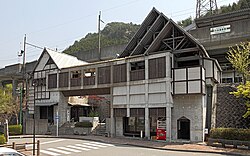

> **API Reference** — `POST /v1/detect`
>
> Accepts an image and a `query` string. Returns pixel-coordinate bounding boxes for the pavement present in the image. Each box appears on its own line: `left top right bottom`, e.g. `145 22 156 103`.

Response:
9 135 250 156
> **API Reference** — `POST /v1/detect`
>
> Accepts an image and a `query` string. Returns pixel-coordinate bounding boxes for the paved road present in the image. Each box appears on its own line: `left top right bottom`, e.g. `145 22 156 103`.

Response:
9 138 227 156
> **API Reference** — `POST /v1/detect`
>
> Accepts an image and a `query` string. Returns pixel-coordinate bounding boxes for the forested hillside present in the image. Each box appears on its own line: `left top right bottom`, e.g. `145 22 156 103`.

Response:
63 22 140 54
64 0 250 53
220 0 250 13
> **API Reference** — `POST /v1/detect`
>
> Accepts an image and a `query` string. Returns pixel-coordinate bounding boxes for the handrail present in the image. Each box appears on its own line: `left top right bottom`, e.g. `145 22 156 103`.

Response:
0 140 40 155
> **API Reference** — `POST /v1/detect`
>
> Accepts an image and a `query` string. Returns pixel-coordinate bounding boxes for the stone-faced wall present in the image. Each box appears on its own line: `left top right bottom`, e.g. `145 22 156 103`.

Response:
172 94 206 142
216 84 250 128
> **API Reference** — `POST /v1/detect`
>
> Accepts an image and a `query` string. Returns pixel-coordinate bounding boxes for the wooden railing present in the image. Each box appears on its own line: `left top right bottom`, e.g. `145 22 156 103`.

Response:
70 78 81 87
83 76 95 85
130 69 145 81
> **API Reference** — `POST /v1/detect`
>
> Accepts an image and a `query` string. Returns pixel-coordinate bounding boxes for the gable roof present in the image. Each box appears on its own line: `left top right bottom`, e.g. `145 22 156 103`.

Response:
46 48 88 69
119 8 209 58
34 48 88 71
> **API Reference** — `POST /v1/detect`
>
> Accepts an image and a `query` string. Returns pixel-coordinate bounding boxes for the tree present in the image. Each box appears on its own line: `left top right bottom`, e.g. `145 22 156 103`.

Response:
227 42 250 83
0 84 20 124
177 16 193 27
63 22 140 54
230 82 250 118
227 42 250 118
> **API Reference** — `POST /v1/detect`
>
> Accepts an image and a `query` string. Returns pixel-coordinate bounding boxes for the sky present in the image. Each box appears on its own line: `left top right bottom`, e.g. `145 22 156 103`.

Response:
0 0 237 68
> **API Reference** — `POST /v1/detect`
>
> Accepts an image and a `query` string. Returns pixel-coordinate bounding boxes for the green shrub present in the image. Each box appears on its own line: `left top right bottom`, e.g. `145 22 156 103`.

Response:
88 111 99 117
210 128 250 141
75 122 93 128
9 125 22 135
0 134 5 145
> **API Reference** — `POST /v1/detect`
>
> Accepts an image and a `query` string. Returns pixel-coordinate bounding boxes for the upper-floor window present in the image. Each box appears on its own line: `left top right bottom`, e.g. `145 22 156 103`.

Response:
83 68 96 85
222 78 233 83
131 61 145 71
34 78 46 86
84 68 95 77
130 61 145 81
71 70 81 79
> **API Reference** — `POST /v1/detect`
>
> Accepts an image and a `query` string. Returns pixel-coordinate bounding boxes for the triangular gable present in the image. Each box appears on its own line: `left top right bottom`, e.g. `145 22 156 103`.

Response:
34 49 54 72
119 8 209 58
120 7 160 57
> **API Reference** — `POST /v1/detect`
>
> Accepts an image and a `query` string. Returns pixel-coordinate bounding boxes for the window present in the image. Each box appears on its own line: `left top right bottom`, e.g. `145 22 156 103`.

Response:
131 61 145 71
149 57 166 79
222 78 233 83
113 64 127 83
130 61 145 81
84 68 95 77
34 78 46 86
40 106 54 124
124 117 145 136
234 77 242 83
48 74 57 89
71 70 81 79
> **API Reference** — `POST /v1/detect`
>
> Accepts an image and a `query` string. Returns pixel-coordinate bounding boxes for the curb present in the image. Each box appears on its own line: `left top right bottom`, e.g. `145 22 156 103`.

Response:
9 135 248 156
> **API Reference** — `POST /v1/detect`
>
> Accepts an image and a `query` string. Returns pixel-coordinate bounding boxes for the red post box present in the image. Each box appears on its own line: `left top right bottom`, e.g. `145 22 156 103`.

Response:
156 128 166 140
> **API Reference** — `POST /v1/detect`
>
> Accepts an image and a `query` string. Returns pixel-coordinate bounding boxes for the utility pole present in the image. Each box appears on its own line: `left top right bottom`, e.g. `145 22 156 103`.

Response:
98 11 101 61
19 34 26 126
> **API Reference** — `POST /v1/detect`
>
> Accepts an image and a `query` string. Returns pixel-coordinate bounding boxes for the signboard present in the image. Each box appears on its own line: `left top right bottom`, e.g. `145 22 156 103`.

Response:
204 128 209 134
210 25 230 35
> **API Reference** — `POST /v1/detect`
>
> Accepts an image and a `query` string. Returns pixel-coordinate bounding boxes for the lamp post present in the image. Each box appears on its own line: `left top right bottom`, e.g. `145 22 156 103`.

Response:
32 80 36 156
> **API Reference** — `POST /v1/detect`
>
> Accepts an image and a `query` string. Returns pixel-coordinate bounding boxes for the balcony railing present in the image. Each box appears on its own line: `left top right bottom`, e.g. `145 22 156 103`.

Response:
83 76 95 86
130 69 145 81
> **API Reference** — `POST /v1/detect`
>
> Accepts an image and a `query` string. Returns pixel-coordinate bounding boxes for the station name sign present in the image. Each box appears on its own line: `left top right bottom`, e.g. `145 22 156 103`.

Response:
210 25 231 35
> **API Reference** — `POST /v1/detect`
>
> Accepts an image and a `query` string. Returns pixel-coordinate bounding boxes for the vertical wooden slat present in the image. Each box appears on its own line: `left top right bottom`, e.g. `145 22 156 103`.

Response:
48 74 57 89
59 72 69 87
113 64 127 83
149 57 166 79
98 66 111 84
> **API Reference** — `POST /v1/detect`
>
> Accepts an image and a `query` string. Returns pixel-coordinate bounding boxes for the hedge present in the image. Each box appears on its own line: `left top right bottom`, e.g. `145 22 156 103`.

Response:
75 122 93 128
0 134 5 145
210 128 250 141
9 125 22 135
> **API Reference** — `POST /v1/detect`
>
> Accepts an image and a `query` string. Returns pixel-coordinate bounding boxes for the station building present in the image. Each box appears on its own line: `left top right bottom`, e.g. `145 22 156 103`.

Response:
26 8 221 142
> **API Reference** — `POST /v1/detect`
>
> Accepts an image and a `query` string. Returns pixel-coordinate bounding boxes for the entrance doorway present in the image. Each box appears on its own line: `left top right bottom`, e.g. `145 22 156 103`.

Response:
177 116 190 140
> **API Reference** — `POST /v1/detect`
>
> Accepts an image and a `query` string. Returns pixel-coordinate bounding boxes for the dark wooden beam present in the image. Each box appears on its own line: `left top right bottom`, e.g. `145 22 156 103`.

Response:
172 47 199 54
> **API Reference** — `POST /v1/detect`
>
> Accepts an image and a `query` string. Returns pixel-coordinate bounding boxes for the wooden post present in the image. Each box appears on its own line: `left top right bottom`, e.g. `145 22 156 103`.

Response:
4 119 9 143
12 142 16 150
37 140 40 156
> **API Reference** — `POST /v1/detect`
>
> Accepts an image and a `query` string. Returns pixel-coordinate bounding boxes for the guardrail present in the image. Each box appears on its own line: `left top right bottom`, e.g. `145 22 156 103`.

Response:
0 140 40 155
208 138 250 149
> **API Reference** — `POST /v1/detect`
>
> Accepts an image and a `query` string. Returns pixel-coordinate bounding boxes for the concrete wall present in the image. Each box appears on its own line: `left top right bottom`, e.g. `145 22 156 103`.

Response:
172 95 206 142
57 92 70 126
71 44 126 62
190 18 250 48
25 118 48 135
115 117 123 136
